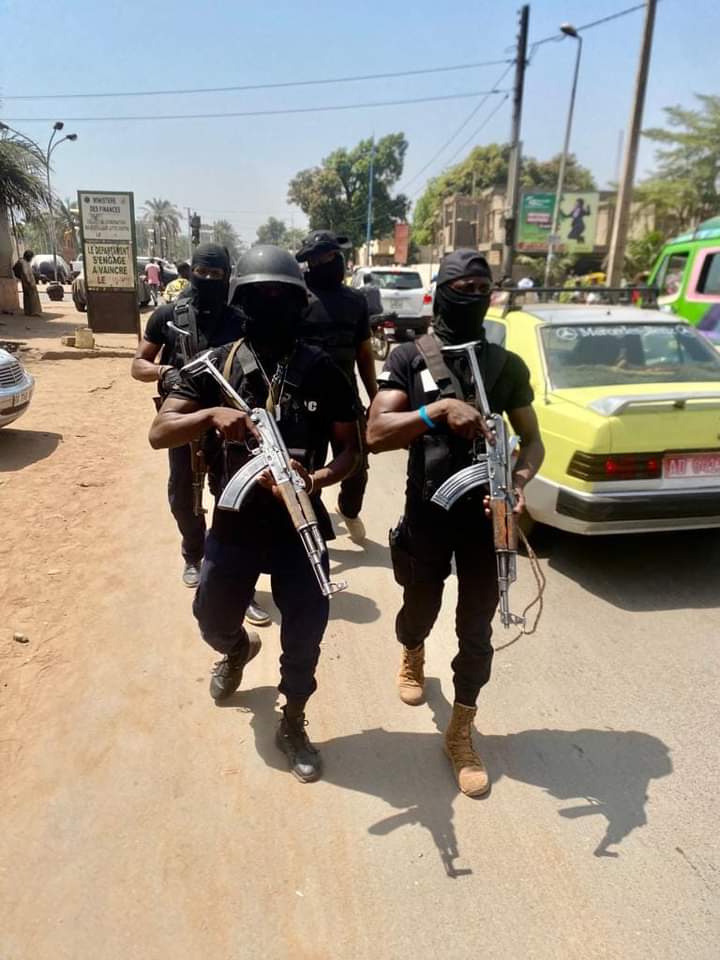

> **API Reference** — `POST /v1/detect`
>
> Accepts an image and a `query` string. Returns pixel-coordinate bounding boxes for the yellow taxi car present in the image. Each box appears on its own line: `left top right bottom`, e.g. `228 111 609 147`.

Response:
484 303 720 534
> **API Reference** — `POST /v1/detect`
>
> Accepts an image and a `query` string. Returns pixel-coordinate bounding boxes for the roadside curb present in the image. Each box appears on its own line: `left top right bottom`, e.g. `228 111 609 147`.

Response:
38 348 136 361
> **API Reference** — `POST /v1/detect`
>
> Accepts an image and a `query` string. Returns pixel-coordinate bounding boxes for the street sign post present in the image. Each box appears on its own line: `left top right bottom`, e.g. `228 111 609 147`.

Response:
77 190 139 335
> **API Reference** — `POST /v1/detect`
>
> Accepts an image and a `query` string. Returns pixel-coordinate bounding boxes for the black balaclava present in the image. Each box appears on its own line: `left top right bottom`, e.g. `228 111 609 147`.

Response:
240 284 307 359
306 251 345 291
190 242 230 314
433 249 492 345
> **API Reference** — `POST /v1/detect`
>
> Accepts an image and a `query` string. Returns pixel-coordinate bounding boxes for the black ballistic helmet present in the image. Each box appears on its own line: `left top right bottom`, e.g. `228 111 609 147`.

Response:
234 245 307 290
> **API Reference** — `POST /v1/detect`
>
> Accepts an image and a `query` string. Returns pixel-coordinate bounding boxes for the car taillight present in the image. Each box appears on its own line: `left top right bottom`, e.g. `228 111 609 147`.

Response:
567 452 662 482
422 293 433 305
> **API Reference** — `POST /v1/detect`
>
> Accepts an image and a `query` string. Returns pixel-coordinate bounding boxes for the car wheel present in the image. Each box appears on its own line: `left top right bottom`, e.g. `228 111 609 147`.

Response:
73 299 87 312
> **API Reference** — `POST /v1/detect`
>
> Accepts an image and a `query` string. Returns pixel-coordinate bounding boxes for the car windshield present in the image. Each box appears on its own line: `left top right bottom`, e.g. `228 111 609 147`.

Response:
541 323 720 388
370 271 422 290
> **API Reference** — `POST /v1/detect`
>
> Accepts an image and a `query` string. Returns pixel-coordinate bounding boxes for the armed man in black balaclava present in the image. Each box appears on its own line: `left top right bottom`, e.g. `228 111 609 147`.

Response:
149 245 360 784
296 230 377 545
367 250 544 799
131 243 271 626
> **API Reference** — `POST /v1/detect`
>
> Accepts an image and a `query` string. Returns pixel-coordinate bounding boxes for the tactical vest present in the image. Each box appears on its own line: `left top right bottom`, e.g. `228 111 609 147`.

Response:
301 292 359 382
410 333 508 501
208 339 328 495
172 299 201 360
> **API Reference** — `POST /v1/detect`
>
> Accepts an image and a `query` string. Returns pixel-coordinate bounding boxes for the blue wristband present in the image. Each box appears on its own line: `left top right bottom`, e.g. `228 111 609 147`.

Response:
419 405 436 430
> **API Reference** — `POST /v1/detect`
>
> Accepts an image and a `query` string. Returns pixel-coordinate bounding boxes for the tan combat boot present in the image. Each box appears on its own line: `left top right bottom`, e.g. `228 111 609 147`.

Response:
444 703 490 797
397 645 425 705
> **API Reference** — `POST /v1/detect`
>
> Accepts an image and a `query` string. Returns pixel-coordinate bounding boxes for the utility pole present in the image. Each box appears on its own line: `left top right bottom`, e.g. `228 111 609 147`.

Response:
501 4 529 280
366 138 375 266
186 207 192 260
606 0 657 287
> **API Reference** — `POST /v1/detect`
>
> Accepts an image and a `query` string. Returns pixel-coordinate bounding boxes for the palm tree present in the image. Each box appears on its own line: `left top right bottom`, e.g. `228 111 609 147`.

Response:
143 197 181 258
0 134 50 311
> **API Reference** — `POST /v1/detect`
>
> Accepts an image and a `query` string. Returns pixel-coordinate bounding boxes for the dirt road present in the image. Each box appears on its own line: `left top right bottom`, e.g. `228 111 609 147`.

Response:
1 340 718 959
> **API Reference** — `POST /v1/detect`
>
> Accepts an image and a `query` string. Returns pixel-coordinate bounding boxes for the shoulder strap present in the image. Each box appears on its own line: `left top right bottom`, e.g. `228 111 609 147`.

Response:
222 338 247 380
173 300 199 357
416 334 461 398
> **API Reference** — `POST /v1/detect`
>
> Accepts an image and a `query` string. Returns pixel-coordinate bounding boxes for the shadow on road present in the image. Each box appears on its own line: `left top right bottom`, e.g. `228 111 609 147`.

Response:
0 310 78 342
547 528 720 611
229 679 672 873
0 429 62 471
329 537 393 575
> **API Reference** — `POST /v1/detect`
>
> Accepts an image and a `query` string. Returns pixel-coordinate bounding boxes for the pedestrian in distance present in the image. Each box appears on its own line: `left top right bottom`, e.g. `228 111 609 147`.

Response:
164 261 191 303
296 230 378 544
145 258 162 306
360 272 384 320
130 243 271 626
367 250 545 798
13 250 42 316
149 245 360 783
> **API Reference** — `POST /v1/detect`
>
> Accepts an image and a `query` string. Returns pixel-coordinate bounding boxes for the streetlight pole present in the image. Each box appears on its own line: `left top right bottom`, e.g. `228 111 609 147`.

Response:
45 122 78 285
366 137 375 267
544 24 583 288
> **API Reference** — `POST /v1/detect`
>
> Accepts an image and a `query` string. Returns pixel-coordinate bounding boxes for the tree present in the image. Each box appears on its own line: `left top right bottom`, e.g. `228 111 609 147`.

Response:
288 133 410 249
0 134 50 311
143 197 181 258
411 143 596 246
212 219 244 262
639 94 720 233
255 217 304 253
624 229 665 278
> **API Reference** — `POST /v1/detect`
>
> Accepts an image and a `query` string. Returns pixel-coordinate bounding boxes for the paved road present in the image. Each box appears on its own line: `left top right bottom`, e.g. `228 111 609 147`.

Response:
1 351 717 959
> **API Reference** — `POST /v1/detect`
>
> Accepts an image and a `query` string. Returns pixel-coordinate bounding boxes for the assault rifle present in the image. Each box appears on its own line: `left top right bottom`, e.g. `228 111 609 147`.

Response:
429 341 524 629
167 321 207 517
179 350 347 599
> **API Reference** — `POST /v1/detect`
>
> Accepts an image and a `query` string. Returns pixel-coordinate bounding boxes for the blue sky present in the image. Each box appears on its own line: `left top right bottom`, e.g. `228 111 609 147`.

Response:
0 0 714 245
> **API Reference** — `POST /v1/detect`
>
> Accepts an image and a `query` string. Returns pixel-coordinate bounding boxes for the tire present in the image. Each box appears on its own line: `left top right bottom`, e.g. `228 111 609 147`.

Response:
371 333 389 361
73 299 87 313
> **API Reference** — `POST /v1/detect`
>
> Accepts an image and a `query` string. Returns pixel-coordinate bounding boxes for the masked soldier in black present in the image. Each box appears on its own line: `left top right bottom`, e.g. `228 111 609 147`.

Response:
296 230 377 544
367 250 544 797
149 246 360 783
132 243 271 625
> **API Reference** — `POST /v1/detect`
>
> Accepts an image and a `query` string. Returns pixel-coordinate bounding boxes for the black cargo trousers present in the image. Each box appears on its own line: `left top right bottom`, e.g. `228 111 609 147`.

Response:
337 409 368 520
390 490 499 706
167 445 206 564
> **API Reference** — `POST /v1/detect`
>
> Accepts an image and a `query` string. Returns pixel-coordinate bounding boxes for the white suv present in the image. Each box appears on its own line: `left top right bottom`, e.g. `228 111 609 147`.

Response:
350 267 429 339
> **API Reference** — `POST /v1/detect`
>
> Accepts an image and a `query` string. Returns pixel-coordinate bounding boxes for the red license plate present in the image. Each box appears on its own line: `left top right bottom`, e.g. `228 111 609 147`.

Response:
663 453 720 478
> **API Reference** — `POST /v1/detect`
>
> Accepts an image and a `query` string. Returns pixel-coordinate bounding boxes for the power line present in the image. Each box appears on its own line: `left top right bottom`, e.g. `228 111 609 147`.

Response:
398 62 515 192
1 89 509 124
528 2 647 56
1 59 514 102
410 93 511 198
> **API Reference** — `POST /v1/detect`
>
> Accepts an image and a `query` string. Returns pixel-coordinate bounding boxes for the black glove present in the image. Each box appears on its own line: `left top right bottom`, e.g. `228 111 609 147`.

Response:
159 366 182 394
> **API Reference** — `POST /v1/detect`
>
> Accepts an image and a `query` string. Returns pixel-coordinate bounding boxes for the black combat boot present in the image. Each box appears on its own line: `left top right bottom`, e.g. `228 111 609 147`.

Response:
209 632 262 702
276 702 322 783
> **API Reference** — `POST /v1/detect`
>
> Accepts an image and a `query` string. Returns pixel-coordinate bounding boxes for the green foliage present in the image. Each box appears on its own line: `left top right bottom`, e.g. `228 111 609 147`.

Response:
143 197 181 257
288 134 409 249
411 143 596 246
624 229 665 279
254 217 305 253
212 219 244 262
0 135 49 219
639 94 720 233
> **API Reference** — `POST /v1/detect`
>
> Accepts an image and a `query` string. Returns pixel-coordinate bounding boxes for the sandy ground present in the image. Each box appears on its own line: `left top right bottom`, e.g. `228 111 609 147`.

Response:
0 318 718 959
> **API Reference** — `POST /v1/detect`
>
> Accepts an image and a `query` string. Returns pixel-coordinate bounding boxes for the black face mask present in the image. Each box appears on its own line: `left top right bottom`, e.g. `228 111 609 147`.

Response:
190 276 228 315
242 289 304 357
433 284 491 345
306 254 345 290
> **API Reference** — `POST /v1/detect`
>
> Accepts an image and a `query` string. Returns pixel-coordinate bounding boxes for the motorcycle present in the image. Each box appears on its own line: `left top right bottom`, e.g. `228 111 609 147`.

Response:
369 312 401 361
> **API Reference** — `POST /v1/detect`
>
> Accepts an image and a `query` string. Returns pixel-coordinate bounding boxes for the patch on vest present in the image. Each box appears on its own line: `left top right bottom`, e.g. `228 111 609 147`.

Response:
420 368 439 394
305 399 318 412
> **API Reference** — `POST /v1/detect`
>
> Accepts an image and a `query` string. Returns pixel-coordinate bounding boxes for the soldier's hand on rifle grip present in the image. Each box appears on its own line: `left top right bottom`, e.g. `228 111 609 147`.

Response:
484 489 525 519
442 399 495 445
258 459 311 502
208 407 258 444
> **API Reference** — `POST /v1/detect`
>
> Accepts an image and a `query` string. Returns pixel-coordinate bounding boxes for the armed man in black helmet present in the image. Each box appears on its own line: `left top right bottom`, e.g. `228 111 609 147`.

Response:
367 250 544 798
149 246 360 783
296 230 377 544
131 243 271 625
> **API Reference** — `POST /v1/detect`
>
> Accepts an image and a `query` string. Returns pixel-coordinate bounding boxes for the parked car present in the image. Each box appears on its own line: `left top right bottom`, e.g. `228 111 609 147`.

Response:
31 254 72 284
72 269 152 312
483 302 720 535
350 267 429 341
0 348 34 428
70 254 83 279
